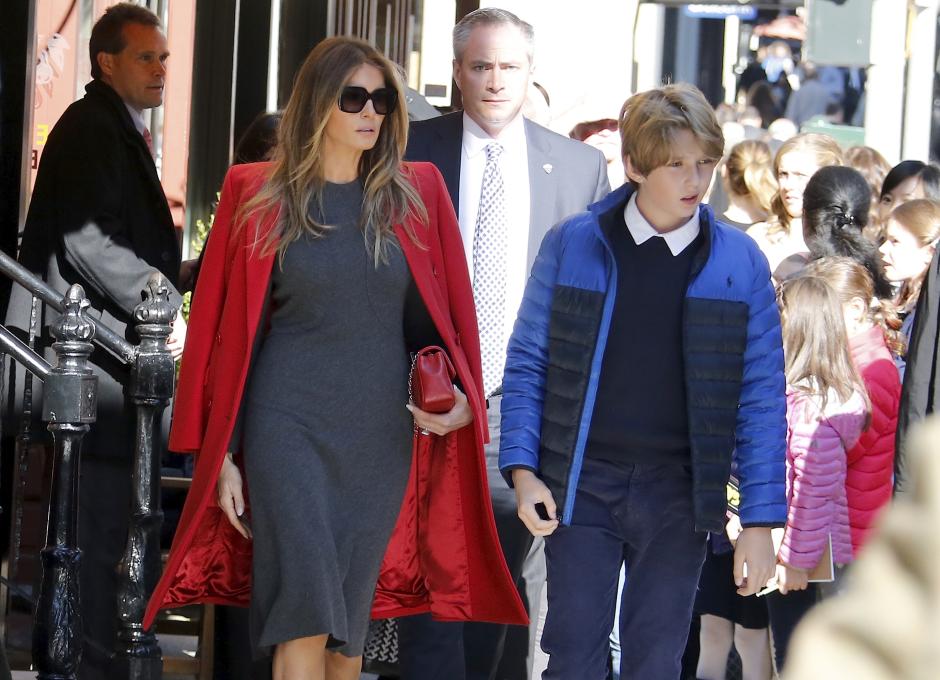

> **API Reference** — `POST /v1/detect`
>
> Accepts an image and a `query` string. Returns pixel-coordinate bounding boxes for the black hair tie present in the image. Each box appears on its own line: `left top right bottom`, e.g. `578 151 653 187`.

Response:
835 209 855 228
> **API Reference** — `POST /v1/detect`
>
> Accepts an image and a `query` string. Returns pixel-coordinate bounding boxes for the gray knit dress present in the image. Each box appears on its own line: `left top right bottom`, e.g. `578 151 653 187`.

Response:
241 179 414 657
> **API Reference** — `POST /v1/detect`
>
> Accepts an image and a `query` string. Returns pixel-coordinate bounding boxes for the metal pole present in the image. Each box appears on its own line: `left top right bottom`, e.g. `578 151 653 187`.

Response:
113 273 176 680
32 284 98 680
0 325 51 381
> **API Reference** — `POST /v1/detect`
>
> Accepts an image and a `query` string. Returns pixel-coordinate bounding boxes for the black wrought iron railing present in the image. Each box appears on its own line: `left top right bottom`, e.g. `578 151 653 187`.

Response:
0 251 176 680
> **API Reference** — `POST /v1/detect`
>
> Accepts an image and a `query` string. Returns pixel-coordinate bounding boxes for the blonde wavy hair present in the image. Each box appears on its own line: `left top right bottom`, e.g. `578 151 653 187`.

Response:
766 133 844 241
845 145 891 241
778 275 871 421
724 140 777 214
238 36 426 264
803 257 906 357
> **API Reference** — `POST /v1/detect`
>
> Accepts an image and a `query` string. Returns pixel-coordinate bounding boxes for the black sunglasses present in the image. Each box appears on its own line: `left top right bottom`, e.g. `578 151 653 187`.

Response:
338 86 398 115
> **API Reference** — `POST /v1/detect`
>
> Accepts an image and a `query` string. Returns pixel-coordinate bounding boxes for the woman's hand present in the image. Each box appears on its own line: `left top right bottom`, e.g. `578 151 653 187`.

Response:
218 453 251 539
775 562 809 594
166 315 187 361
406 386 473 436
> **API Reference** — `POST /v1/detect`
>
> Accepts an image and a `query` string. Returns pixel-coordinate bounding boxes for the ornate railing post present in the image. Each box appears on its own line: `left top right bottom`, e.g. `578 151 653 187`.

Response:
32 284 97 680
113 273 176 680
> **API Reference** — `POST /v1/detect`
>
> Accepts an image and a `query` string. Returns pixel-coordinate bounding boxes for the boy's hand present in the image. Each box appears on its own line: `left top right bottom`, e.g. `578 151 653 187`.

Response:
725 513 743 546
511 469 560 537
775 562 809 595
733 527 775 596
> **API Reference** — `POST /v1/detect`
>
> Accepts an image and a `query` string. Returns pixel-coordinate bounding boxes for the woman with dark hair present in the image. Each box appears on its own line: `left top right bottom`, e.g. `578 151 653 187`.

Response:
746 80 782 129
144 36 525 679
182 113 286 295
234 111 283 164
802 165 893 299
878 160 940 224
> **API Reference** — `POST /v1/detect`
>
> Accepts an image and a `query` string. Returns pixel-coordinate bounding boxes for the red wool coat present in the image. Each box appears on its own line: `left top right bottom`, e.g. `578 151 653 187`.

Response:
846 326 901 554
143 161 527 630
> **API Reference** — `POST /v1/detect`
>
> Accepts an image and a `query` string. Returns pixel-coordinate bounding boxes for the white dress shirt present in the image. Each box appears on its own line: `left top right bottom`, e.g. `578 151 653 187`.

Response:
124 103 147 136
458 113 531 352
624 193 700 256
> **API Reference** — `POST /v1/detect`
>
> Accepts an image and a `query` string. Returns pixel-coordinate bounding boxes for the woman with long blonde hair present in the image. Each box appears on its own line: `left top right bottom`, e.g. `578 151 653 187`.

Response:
145 37 525 679
747 133 843 279
769 275 869 671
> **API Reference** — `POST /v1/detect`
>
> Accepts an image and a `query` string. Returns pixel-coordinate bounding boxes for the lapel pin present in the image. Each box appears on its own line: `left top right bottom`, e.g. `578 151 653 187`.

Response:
542 163 553 174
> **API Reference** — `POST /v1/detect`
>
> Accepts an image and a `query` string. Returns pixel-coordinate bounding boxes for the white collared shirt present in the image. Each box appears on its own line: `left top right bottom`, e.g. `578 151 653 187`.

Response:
458 113 531 350
624 193 700 256
124 103 147 137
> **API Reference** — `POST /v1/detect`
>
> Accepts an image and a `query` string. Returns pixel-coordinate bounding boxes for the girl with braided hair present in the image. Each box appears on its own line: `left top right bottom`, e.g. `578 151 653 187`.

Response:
879 199 940 380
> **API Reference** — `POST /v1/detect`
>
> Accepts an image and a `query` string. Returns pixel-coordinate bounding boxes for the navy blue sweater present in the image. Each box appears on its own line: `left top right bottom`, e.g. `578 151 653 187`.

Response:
586 209 701 465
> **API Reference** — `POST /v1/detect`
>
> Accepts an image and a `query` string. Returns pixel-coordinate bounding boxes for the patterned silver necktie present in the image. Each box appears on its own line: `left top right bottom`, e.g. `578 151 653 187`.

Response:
473 142 508 397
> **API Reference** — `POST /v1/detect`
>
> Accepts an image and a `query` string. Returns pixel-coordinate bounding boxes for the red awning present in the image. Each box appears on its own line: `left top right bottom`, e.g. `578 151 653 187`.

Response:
754 14 805 41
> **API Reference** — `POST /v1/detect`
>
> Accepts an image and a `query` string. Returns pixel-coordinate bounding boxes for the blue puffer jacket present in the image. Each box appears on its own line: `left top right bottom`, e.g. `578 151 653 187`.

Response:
499 185 787 533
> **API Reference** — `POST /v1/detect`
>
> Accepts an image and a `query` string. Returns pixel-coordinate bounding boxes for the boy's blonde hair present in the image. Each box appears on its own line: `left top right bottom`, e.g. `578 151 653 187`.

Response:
618 83 724 178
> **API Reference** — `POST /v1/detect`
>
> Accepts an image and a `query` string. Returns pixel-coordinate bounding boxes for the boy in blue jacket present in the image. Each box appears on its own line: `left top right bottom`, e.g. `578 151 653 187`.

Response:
498 83 787 679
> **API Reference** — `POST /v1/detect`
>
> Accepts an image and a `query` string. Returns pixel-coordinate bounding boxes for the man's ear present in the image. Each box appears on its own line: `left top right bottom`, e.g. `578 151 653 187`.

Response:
97 52 114 79
624 155 645 185
452 59 462 92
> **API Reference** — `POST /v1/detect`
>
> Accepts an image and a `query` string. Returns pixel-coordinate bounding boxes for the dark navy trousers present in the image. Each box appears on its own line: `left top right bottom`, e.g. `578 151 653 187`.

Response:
541 458 707 680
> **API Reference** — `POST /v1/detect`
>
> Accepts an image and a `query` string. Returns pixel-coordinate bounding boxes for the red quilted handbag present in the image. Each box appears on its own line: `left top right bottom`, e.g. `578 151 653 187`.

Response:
409 346 456 413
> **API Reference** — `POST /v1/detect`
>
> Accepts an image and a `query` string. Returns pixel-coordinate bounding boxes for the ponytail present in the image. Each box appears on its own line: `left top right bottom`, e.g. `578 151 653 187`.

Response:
725 140 777 215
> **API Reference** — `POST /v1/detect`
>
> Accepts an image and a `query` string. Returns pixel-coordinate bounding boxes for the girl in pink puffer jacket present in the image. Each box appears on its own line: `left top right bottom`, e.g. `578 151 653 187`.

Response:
768 275 870 672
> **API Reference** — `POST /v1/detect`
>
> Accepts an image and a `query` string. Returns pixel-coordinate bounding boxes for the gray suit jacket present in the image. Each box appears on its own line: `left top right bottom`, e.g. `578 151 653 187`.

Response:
406 111 610 272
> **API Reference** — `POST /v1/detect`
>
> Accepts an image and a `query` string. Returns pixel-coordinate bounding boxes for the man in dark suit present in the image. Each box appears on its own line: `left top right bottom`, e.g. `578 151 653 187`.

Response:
4 5 182 678
401 8 609 680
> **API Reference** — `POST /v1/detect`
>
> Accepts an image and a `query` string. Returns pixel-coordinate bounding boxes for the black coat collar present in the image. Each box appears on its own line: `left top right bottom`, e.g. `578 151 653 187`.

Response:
85 79 155 162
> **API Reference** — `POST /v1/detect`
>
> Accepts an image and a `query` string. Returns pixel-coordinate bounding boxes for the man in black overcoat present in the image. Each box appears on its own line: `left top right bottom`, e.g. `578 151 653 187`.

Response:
3 5 183 678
